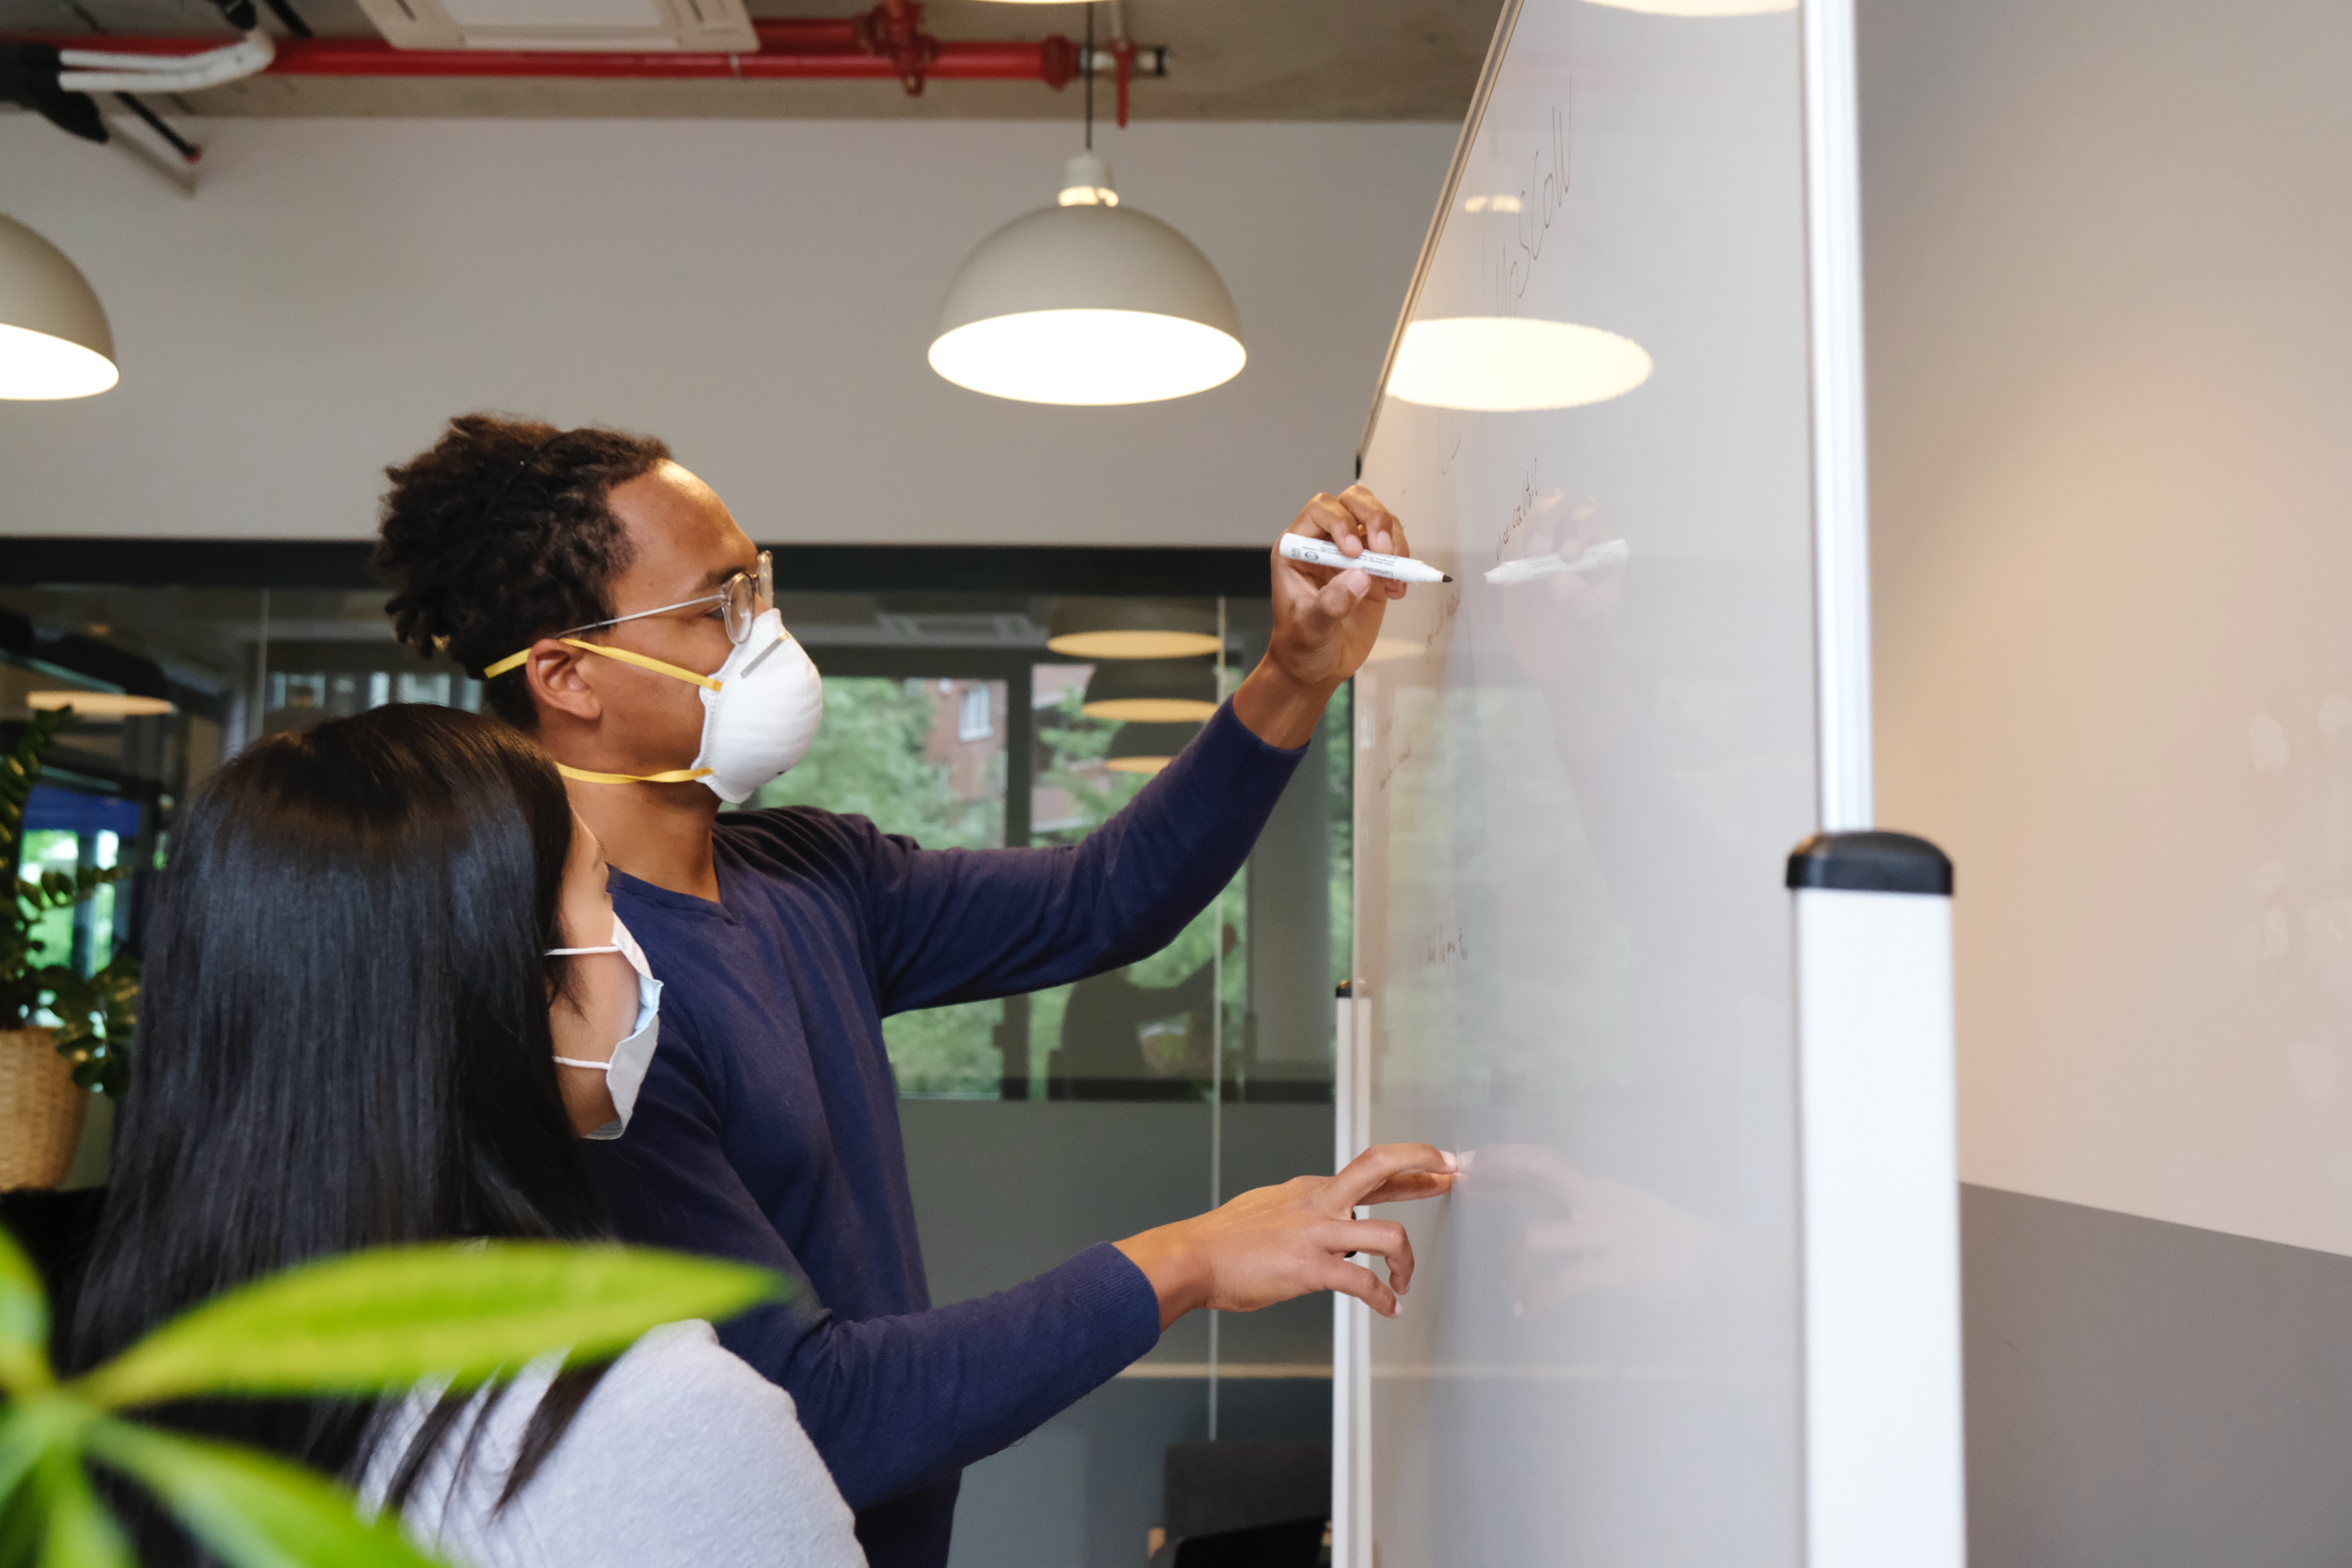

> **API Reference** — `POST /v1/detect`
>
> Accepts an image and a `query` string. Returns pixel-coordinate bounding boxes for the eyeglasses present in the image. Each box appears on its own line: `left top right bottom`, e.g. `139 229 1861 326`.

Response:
559 551 773 646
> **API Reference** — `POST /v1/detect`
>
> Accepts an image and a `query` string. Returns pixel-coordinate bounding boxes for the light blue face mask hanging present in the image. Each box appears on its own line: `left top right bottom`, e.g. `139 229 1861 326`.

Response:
547 914 663 1140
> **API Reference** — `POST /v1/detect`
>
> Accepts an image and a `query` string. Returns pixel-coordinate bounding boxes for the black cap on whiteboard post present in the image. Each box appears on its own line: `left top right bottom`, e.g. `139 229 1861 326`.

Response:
1785 831 1953 896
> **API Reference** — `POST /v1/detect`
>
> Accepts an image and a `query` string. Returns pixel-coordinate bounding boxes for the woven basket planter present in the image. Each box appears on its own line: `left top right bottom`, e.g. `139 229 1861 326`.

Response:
0 1027 87 1192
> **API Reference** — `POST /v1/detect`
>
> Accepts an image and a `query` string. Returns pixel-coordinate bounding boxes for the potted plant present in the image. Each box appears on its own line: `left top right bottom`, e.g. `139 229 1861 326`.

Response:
0 1227 783 1564
1 705 140 1192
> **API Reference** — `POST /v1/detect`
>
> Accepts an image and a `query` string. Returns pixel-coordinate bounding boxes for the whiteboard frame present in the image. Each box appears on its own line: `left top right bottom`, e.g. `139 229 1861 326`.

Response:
1800 0 1875 831
1337 5 1525 1556
1353 0 1528 473
1341 0 1917 1563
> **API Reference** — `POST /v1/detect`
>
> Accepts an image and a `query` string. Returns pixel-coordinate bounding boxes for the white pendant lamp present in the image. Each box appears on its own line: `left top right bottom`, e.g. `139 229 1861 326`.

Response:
929 152 1245 406
1046 598 1223 660
1081 657 1218 722
0 216 117 400
26 691 174 718
1103 721 1201 775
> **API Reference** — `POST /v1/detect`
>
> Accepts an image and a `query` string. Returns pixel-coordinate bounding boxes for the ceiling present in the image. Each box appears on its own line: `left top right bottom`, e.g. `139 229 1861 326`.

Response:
0 0 1504 120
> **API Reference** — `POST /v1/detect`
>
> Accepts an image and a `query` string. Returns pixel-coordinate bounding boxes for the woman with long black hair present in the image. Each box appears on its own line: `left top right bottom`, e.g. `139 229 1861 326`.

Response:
68 703 861 1568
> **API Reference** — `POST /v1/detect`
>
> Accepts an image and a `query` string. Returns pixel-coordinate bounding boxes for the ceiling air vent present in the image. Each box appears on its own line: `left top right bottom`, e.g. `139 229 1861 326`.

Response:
354 0 755 53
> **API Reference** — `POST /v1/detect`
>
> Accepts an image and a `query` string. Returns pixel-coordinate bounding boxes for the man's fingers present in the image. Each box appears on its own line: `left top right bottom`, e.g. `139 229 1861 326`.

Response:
1321 1218 1416 1296
1328 486 1409 597
1287 494 1369 553
1335 485 1401 544
1333 1142 1457 1209
1356 1171 1454 1207
1319 1257 1399 1318
1321 1216 1409 1260
1379 508 1412 597
1381 506 1412 562
1313 568 1372 624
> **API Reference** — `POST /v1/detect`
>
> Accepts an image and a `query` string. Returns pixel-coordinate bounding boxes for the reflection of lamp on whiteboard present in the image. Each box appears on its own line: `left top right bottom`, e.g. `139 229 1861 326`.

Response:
1386 318 1651 412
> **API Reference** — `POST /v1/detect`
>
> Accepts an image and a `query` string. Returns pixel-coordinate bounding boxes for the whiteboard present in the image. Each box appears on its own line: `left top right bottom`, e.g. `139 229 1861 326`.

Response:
1341 0 1879 1562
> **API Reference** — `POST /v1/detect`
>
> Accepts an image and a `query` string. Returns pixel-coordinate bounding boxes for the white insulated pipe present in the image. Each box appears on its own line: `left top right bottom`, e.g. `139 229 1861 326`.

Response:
59 34 276 94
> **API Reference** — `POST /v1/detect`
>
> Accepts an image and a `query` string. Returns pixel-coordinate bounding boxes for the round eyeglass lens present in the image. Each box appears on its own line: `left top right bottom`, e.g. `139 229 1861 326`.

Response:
724 575 756 643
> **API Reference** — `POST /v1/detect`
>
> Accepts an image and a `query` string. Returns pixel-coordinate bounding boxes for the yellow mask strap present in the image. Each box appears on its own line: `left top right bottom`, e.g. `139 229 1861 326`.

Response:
482 637 723 692
556 762 714 786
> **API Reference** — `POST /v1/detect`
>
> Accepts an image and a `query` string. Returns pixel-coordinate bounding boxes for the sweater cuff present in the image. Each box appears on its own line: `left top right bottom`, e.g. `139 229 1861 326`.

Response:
1064 1242 1163 1369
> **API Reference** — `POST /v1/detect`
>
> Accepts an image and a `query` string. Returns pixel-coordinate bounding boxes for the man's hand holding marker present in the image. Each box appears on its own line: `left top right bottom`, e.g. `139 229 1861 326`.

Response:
1231 485 1421 747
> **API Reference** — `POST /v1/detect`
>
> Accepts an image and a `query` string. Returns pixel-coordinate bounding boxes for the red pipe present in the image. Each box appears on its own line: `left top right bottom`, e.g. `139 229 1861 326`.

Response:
19 11 1086 92
267 33 1071 83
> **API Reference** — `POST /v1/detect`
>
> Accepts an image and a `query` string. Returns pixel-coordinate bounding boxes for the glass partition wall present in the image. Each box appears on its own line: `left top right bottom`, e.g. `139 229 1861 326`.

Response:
0 550 1344 1568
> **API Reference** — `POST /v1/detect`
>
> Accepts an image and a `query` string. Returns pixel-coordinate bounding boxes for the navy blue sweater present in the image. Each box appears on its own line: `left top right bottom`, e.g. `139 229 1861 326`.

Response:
579 703 1306 1568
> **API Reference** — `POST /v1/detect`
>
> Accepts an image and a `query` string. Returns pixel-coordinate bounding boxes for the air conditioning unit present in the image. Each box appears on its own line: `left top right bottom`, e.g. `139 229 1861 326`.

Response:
354 0 756 53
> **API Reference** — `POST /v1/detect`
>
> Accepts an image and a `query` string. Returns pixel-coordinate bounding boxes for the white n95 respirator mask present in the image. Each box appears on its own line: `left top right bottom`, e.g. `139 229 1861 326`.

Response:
548 913 663 1140
490 607 824 804
686 609 825 804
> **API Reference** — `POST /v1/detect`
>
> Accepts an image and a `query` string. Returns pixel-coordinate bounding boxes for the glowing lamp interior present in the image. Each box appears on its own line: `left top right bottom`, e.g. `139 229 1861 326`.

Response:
0 324 118 401
26 690 172 717
1045 630 1224 659
1081 697 1220 722
929 309 1245 407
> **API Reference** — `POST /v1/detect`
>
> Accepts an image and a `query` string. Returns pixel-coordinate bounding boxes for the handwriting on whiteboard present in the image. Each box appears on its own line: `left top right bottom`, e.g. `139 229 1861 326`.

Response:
1485 103 1571 315
1494 459 1543 564
1376 737 1416 795
1418 590 1464 677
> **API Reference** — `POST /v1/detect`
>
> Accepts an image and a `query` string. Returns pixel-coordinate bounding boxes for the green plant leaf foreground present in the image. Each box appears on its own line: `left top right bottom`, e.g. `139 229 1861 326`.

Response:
73 1243 785 1410
0 1403 61 1517
85 1419 444 1568
0 1225 52 1396
32 1447 132 1568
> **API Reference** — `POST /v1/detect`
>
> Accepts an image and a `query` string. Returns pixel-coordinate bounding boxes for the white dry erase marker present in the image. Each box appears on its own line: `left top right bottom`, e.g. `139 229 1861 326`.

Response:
1279 532 1453 584
1483 538 1631 586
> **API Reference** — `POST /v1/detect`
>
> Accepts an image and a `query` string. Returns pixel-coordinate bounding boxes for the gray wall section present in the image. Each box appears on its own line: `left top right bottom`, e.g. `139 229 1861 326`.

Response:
1861 0 2352 1552
1246 711 1332 1083
900 1100 1335 1568
900 1100 1336 1368
1962 1184 2352 1565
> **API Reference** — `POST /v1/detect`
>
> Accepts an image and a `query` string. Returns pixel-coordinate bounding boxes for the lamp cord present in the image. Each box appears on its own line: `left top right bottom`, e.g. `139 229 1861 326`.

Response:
1083 2 1094 151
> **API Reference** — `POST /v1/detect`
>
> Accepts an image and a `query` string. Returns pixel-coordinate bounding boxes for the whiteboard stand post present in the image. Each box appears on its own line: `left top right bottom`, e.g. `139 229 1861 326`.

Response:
1788 832 1965 1568
1332 983 1371 1568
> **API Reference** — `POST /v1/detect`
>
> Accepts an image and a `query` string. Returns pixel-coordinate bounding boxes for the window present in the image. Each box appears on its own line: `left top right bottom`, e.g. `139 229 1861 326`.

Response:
0 548 1335 1104
956 682 993 742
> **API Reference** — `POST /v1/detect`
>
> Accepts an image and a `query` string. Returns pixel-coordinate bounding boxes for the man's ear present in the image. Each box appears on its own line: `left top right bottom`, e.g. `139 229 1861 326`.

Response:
523 641 603 723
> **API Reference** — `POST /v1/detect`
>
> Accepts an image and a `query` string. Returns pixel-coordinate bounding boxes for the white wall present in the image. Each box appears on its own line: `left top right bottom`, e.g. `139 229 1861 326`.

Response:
1866 0 2352 1255
0 116 1452 546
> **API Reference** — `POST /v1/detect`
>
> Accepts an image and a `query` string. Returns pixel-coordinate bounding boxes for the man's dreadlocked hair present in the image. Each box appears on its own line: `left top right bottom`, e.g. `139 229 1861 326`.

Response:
373 414 673 729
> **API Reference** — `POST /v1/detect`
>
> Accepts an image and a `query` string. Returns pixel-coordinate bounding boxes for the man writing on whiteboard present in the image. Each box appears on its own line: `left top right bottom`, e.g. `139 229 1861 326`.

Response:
369 412 1454 1568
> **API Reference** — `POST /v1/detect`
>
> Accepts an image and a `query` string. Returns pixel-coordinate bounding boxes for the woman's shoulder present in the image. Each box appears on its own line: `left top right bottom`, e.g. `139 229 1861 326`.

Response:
387 1322 861 1568
592 1318 791 1417
537 1320 855 1513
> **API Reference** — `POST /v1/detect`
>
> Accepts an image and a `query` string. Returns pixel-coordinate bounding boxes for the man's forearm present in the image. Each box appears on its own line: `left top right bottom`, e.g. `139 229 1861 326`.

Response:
1229 656 1343 750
